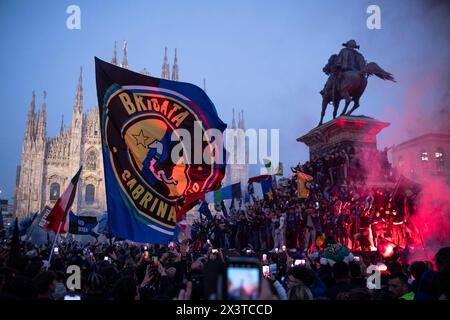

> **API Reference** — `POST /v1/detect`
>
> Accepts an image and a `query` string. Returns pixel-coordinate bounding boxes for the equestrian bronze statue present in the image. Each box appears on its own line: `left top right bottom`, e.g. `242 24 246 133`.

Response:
319 40 396 126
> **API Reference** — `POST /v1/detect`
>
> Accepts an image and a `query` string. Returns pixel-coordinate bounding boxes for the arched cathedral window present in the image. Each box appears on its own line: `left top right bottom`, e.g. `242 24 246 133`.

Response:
50 183 60 201
86 149 97 170
85 184 95 204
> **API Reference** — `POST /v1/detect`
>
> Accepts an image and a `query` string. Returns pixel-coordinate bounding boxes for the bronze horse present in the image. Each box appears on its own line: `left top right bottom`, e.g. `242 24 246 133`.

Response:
319 61 396 126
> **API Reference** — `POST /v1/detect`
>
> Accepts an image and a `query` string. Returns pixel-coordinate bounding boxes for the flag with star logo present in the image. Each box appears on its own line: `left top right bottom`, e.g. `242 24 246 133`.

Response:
95 57 227 244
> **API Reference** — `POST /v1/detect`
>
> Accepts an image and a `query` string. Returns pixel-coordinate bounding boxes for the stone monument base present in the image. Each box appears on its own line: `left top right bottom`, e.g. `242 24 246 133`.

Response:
297 115 390 161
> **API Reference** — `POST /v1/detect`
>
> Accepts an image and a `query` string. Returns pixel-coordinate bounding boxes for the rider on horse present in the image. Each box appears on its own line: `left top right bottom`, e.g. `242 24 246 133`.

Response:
318 40 395 126
321 40 366 97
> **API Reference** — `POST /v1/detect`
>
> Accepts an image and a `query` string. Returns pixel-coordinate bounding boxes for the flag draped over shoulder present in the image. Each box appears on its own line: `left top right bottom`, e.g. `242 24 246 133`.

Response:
297 171 313 198
42 167 82 234
95 58 226 244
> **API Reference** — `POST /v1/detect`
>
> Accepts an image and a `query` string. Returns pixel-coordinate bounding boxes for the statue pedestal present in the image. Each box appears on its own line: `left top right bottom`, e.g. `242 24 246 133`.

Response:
297 115 390 160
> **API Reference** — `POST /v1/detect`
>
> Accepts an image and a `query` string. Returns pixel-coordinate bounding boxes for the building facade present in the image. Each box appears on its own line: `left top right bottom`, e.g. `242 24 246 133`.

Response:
391 133 450 184
15 43 180 219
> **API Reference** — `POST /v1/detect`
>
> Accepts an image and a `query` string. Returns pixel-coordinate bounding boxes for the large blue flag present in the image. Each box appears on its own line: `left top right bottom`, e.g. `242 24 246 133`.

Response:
95 58 226 244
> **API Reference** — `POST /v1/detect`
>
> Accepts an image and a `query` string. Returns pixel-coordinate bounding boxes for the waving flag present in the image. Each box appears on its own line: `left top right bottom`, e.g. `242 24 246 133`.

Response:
260 176 275 200
19 212 38 237
248 174 271 184
42 167 82 234
297 171 313 198
95 58 226 244
69 212 98 236
198 201 213 220
248 175 275 200
263 159 283 176
97 212 109 235
214 182 242 204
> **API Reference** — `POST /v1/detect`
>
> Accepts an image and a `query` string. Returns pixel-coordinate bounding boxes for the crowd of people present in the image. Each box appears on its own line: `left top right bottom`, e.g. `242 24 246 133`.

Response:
0 236 449 301
0 145 449 301
197 146 416 255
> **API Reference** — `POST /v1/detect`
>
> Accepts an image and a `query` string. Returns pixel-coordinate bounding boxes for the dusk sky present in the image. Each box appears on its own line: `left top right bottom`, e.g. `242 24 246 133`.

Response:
0 0 449 200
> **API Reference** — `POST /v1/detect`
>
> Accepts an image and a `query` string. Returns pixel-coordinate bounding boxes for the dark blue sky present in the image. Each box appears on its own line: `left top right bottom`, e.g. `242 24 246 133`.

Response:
0 0 448 199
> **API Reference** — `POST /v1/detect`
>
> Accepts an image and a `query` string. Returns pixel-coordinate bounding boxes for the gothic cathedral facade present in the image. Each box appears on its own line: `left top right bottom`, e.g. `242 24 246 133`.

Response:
15 43 180 218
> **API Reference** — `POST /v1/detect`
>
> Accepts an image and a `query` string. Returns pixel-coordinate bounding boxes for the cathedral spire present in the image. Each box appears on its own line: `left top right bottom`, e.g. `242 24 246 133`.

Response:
28 90 36 119
237 110 242 129
111 40 117 65
121 41 128 69
203 78 206 92
240 109 245 129
41 90 47 116
231 108 236 129
74 66 83 114
161 47 170 79
37 91 47 139
60 114 64 133
25 91 36 139
171 48 179 81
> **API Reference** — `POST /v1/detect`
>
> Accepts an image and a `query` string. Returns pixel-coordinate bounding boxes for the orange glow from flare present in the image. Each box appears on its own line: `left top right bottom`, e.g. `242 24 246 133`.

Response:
381 244 394 258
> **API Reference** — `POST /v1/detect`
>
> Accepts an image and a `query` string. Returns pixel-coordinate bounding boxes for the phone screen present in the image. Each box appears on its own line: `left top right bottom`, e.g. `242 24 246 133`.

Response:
227 265 260 300
64 294 81 301
294 259 306 266
143 251 149 261
262 265 270 278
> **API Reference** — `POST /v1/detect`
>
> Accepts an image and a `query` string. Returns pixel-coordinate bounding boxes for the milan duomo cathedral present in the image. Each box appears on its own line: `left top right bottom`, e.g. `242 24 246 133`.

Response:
15 42 248 219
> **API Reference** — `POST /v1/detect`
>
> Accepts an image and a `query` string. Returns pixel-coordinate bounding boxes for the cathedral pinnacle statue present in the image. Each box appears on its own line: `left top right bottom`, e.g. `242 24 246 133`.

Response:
318 40 396 126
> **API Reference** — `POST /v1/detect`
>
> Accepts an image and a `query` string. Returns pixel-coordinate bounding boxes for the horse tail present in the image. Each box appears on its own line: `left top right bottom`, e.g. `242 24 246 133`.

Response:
364 62 396 82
